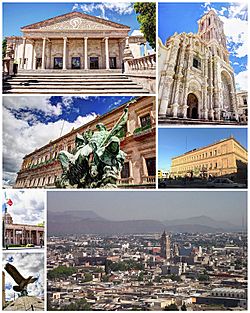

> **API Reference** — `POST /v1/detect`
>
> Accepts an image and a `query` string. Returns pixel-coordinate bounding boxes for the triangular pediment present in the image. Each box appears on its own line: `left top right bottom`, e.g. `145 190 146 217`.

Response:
21 12 130 32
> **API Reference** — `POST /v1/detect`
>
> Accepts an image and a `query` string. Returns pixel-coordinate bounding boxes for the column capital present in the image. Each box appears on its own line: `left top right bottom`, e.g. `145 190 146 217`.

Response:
84 37 88 40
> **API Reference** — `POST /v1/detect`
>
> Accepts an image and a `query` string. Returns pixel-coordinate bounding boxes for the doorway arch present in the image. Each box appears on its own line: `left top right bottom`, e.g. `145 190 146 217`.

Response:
187 93 199 119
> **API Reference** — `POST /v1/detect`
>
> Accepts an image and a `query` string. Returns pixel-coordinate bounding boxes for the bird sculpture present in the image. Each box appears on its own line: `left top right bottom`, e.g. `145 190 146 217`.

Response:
4 263 38 296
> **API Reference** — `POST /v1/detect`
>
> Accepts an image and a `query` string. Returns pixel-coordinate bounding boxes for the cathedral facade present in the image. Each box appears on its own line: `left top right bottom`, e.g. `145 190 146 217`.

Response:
159 9 247 123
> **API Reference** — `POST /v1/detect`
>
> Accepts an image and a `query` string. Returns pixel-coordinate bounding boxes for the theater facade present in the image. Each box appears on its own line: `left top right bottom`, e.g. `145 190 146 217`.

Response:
6 11 146 71
14 96 156 189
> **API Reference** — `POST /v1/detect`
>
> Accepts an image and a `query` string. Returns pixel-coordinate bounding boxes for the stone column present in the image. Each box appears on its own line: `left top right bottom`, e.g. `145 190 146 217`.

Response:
208 53 214 120
171 42 185 117
21 37 26 69
63 37 67 70
105 37 110 70
48 41 52 69
31 41 35 70
32 41 36 70
202 55 208 119
41 38 46 70
84 37 88 70
144 43 148 56
213 56 220 120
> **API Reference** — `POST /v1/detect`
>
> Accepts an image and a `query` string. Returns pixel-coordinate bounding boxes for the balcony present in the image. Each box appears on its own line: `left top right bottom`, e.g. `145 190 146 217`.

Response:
133 124 152 139
117 177 134 185
142 175 156 184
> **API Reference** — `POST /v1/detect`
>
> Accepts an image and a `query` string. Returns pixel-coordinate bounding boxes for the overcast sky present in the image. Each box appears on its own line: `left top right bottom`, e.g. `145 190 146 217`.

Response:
2 190 45 225
48 191 247 226
3 253 44 302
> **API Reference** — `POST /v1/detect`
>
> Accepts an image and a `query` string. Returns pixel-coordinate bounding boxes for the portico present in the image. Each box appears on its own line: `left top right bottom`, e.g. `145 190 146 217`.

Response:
11 11 131 71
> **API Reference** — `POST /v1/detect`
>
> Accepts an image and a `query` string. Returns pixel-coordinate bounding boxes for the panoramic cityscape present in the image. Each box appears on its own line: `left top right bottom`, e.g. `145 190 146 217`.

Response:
47 191 247 311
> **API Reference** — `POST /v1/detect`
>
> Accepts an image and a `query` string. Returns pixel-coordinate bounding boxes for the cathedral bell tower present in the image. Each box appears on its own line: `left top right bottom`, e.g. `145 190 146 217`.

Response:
198 9 229 63
160 231 171 259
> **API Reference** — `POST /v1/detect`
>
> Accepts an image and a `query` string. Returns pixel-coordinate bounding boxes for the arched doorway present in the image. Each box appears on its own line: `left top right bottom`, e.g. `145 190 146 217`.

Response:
187 93 199 119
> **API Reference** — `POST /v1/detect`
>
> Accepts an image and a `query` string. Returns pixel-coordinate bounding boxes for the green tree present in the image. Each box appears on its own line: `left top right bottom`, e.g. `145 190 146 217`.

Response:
164 303 179 311
134 3 156 50
47 266 77 280
83 273 93 282
2 38 7 59
198 273 210 281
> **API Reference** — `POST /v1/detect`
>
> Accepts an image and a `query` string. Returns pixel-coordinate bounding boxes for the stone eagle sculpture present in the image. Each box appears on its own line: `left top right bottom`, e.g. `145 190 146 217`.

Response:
5 263 38 296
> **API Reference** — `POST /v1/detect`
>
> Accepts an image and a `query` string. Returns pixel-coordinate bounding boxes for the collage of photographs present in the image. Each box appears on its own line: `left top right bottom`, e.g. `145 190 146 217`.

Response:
1 0 248 311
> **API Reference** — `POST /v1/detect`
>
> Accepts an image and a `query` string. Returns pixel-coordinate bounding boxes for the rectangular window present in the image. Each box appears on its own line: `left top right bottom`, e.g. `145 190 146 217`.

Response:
146 157 156 176
121 162 130 178
140 114 151 128
109 57 117 69
90 57 99 69
54 57 63 69
193 57 201 69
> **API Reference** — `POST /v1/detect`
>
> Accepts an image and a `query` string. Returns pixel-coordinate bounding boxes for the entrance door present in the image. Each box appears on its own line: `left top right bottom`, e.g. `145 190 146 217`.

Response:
72 57 81 69
187 93 199 119
109 57 117 69
36 58 42 69
90 57 99 69
54 57 63 69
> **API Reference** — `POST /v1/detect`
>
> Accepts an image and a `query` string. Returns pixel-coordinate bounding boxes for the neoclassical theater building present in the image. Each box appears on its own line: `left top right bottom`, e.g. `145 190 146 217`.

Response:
159 9 248 123
4 11 156 93
8 11 145 71
14 96 156 189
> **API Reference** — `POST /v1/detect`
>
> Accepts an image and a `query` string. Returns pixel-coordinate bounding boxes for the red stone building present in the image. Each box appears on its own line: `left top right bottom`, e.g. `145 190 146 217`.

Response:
3 213 44 246
15 96 156 188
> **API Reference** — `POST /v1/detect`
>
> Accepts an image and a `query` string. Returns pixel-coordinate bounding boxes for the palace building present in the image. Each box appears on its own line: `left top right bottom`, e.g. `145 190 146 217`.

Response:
3 213 44 246
170 137 247 181
14 96 156 189
158 9 248 124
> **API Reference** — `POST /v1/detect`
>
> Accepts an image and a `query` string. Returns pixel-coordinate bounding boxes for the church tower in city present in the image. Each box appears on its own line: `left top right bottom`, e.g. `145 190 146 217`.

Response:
160 231 171 259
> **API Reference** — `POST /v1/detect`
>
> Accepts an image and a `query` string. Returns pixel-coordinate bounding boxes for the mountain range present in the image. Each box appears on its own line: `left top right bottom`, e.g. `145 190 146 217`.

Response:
48 210 243 236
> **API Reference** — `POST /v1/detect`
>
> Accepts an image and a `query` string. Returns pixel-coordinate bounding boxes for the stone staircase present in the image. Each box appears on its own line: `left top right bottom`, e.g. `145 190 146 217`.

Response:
3 70 149 94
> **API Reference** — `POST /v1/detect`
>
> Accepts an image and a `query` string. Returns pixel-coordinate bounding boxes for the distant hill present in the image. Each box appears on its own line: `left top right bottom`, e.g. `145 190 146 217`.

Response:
48 211 242 236
164 215 239 231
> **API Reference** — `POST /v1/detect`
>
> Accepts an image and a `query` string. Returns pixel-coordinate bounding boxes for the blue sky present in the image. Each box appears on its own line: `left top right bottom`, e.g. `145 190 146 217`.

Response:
7 96 133 126
159 2 248 90
3 2 140 37
158 128 247 171
3 96 133 186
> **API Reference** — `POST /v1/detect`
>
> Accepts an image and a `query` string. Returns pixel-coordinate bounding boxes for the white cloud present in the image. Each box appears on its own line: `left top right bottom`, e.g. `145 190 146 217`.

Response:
3 253 44 302
72 2 134 20
220 15 248 58
2 190 45 225
235 69 248 91
2 106 97 186
203 3 248 58
4 96 62 117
